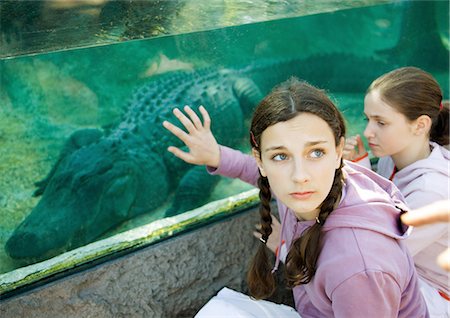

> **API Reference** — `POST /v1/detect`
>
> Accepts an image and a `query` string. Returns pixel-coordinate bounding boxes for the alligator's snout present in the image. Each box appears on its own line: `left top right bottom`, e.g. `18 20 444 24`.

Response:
5 200 78 262
5 141 169 263
5 231 49 260
6 231 34 258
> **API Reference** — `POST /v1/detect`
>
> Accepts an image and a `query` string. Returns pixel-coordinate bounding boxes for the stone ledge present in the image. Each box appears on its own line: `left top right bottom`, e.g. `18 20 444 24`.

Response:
1 206 263 317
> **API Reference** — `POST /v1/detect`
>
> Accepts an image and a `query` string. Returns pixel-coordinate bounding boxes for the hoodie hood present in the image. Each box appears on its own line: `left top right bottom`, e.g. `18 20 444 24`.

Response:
322 160 409 239
395 142 450 194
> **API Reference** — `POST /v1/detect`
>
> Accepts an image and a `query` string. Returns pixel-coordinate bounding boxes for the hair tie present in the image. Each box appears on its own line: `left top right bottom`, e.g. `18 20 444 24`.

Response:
439 102 444 111
259 236 267 244
315 216 321 224
250 131 258 148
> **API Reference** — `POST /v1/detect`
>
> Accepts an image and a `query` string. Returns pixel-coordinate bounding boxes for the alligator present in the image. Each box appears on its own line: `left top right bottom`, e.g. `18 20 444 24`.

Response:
5 55 393 263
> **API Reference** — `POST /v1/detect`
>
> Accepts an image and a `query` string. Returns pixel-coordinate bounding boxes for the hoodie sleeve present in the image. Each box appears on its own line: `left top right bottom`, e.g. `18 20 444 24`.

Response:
206 145 260 187
331 271 400 318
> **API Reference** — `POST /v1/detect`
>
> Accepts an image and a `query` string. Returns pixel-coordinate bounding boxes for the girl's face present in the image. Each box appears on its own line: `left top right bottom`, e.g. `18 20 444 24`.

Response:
253 113 344 221
363 90 418 158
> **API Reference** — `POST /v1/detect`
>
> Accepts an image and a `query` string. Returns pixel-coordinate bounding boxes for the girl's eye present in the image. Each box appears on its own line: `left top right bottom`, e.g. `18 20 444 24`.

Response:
310 149 324 158
272 154 287 161
365 117 385 127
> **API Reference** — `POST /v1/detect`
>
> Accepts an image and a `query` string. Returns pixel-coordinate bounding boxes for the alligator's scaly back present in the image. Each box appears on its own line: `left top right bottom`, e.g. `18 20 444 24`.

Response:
116 67 253 151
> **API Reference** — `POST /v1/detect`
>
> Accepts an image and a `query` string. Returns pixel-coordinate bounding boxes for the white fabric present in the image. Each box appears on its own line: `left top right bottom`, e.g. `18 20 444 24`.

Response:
278 241 288 263
195 287 301 318
419 277 450 318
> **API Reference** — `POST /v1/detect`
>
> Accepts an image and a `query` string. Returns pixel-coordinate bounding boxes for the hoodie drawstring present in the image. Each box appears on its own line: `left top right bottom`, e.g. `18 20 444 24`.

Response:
272 212 289 274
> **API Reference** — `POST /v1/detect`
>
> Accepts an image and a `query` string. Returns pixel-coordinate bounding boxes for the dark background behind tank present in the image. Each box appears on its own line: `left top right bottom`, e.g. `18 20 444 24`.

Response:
0 0 448 282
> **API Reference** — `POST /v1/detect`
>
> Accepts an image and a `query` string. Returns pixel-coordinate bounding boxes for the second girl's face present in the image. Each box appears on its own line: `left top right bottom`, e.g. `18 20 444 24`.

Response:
363 90 417 158
254 113 344 221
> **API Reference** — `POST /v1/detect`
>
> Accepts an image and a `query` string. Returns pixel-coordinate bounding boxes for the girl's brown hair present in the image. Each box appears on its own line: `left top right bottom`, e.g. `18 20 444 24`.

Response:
247 77 346 299
368 66 449 146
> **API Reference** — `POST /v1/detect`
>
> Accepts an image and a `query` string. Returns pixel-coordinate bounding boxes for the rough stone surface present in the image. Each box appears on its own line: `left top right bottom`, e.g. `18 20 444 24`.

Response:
0 208 294 318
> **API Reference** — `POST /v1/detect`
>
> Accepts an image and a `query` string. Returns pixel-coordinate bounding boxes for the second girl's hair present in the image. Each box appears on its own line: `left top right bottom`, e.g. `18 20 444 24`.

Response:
247 77 346 299
368 66 449 146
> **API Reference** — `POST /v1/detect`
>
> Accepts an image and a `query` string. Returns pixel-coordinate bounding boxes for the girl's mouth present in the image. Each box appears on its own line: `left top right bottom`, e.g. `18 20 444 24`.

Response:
290 192 314 200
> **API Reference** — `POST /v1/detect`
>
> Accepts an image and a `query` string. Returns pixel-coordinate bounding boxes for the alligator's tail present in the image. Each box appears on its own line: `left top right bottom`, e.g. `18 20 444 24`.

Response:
376 1 448 72
240 54 394 96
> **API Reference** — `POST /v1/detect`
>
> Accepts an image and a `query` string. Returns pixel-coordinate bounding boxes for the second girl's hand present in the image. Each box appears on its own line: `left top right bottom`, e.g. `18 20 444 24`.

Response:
343 134 367 161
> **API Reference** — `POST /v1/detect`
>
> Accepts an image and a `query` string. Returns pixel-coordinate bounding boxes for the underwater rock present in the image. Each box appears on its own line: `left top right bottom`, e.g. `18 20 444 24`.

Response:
142 53 194 77
1 59 99 126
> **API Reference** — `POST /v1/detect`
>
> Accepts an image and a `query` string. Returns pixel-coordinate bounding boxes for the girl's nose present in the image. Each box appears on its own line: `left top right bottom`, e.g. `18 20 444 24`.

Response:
363 123 374 139
291 159 309 183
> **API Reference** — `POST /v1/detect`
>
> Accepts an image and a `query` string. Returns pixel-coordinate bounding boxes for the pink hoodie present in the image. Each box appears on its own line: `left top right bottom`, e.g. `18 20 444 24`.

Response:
360 142 450 294
208 145 429 317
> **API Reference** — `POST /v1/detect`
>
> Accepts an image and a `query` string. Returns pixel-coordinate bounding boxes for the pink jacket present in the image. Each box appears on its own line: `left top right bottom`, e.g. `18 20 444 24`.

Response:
208 145 429 317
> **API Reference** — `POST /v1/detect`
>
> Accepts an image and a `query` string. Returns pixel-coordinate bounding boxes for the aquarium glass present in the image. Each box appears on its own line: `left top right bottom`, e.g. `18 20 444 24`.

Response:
1 0 392 58
0 0 448 288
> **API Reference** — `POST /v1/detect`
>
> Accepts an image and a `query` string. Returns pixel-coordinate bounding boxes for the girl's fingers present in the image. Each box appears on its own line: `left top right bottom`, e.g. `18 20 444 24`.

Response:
343 143 355 151
346 138 357 147
199 105 211 130
173 108 196 133
183 105 203 130
437 248 450 272
344 139 357 151
356 135 366 151
401 200 450 226
252 231 262 239
162 120 190 144
167 146 195 164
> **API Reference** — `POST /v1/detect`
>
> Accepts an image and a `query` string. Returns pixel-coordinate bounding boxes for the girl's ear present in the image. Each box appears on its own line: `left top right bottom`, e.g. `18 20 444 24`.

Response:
413 115 432 136
252 148 267 177
336 137 345 168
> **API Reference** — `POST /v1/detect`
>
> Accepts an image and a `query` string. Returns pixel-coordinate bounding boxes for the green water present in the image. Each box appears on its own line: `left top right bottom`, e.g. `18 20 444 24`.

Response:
0 1 448 276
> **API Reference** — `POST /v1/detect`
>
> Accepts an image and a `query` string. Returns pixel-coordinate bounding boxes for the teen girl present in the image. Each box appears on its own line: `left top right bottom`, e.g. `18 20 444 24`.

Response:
163 78 428 317
343 67 450 316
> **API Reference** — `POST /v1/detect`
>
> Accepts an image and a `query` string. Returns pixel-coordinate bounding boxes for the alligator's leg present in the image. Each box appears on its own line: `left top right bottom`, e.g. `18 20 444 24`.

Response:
34 128 103 196
233 77 264 118
165 166 221 217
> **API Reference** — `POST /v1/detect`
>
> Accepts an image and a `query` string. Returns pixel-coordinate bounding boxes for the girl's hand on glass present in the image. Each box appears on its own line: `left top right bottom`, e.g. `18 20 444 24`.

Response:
343 134 367 162
163 105 221 168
